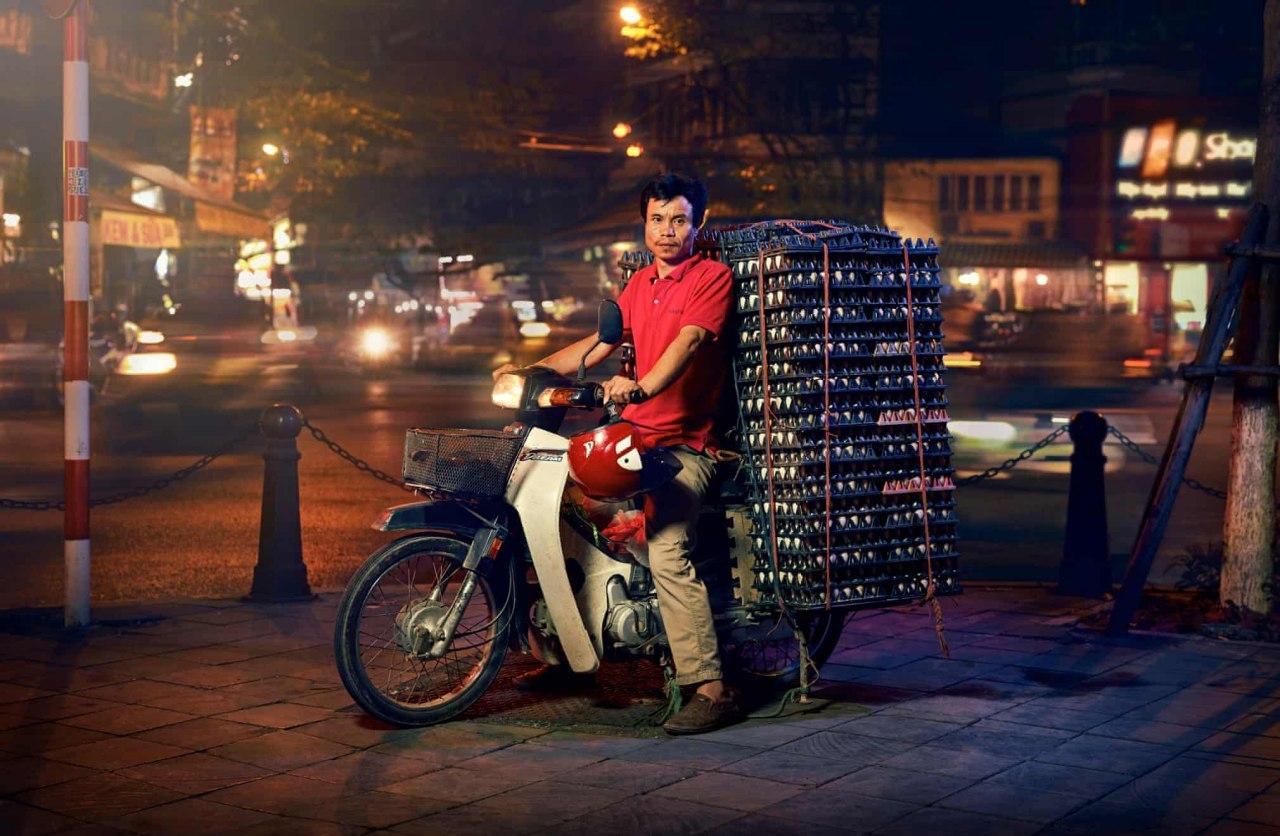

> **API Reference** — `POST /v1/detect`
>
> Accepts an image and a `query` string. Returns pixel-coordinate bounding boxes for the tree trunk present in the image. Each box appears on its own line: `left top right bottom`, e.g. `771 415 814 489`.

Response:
1223 0 1280 614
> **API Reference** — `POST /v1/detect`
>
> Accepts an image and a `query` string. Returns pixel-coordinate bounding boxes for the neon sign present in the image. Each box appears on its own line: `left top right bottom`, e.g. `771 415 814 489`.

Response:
1117 125 1256 171
1116 180 1252 201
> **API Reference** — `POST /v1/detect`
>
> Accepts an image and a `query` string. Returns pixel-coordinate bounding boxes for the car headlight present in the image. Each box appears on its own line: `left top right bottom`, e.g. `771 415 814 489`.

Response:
519 321 551 339
491 373 527 409
360 328 393 357
136 330 165 345
117 352 176 375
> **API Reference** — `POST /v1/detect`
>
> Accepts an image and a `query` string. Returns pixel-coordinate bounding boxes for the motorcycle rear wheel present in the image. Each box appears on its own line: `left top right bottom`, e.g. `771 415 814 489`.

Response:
334 534 510 726
721 610 846 687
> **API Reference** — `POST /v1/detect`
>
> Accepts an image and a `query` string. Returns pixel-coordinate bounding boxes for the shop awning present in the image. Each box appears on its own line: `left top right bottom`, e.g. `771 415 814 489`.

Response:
939 241 1089 270
90 143 270 239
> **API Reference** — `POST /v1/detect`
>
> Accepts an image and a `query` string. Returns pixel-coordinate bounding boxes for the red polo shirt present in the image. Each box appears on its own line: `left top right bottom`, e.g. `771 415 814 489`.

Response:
617 253 734 451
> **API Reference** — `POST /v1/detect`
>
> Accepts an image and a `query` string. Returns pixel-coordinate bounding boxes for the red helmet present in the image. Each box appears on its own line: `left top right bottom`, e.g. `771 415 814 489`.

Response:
567 422 680 501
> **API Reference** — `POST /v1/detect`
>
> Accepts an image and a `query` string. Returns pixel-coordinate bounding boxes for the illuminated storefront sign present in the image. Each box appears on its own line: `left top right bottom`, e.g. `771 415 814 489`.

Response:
1118 125 1256 172
1116 180 1252 201
100 210 181 249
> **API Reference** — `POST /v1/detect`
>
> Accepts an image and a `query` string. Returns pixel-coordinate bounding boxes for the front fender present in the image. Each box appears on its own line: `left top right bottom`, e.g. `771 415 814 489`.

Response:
372 497 509 534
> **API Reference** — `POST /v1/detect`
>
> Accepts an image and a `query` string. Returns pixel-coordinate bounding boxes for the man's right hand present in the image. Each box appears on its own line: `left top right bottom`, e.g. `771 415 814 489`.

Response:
491 363 518 382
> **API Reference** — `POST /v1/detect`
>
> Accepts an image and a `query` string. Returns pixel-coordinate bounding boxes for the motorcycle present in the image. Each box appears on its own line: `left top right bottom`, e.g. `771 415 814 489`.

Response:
333 300 846 726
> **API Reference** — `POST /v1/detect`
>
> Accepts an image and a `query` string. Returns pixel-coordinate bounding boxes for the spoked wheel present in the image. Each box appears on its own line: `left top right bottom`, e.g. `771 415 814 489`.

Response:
334 534 511 726
720 610 847 687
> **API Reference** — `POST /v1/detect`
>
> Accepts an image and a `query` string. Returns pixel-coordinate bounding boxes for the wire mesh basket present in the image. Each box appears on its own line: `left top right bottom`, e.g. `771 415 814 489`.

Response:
403 428 524 498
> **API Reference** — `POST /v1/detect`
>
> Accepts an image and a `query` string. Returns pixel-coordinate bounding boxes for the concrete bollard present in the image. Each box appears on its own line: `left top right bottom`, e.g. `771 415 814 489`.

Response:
1055 410 1112 598
249 403 313 602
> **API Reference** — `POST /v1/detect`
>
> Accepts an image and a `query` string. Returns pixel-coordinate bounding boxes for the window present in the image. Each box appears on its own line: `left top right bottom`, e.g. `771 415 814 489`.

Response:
956 175 970 211
1028 175 1042 211
1010 175 1023 211
992 175 1005 211
939 175 952 211
974 177 988 211
1027 220 1046 239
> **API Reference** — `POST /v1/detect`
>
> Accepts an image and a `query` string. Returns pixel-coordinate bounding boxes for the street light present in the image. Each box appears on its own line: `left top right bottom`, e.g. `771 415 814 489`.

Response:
262 143 280 156
612 122 632 139
626 143 644 158
619 6 642 25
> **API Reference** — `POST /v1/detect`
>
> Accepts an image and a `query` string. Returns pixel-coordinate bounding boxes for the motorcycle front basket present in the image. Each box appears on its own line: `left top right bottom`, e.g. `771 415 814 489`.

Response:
402 428 524 499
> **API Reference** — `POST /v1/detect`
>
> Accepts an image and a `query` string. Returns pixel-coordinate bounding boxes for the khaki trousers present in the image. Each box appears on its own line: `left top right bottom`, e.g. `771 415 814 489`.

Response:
647 447 722 686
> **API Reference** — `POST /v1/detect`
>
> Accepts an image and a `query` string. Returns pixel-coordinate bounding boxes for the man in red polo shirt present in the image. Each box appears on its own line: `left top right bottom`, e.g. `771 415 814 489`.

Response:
494 173 738 734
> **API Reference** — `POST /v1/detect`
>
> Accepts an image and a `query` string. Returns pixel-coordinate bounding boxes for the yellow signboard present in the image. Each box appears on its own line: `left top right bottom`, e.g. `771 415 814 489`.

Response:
100 210 181 249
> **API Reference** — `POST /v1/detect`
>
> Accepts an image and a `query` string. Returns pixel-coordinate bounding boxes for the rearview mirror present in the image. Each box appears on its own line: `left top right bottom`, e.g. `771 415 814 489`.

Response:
598 300 624 345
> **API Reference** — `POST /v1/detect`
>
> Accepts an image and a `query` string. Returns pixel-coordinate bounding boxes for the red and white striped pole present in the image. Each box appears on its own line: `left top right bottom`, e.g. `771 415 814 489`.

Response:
58 0 91 628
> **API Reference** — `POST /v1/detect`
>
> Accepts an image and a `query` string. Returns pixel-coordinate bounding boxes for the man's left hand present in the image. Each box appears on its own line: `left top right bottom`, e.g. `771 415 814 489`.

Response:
602 375 646 405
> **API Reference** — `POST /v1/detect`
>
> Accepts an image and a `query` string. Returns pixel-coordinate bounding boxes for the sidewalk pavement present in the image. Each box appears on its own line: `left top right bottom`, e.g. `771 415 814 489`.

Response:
1 586 1278 835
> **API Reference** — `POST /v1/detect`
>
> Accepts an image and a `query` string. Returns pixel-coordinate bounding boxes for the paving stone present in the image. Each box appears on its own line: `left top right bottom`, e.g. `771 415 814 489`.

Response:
0 756 96 794
987 702 1108 732
870 805 1040 836
1056 799 1216 835
60 704 196 735
702 812 827 836
209 729 355 771
934 780 1093 823
133 717 268 751
718 750 864 786
0 713 38 732
850 658 1002 692
1098 773 1254 819
293 715 415 749
290 750 437 791
81 655 200 683
457 722 550 742
1229 792 1280 826
216 675 332 705
1201 821 1280 836
0 799 81 836
206 773 452 829
287 688 356 711
773 730 916 765
755 786 916 831
44 736 190 771
650 771 803 811
74 679 205 708
1035 734 1182 776
146 665 268 689
877 693 1018 723
453 743 603 777
369 725 515 764
381 764 539 803
617 739 760 770
826 639 938 670
0 721 113 756
534 731 655 757
0 683 55 705
1088 717 1217 747
824 764 974 804
116 752 274 794
982 760 1132 799
0 694 122 722
832 713 964 743
929 723 1074 760
14 772 184 820
1125 688 1279 729
214 702 334 730
1195 731 1280 761
557 758 699 794
547 793 740 836
879 745 1021 780
1140 754 1280 792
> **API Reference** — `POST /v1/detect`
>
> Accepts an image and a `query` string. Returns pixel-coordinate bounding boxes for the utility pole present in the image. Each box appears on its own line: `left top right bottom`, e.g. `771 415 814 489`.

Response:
1223 0 1280 615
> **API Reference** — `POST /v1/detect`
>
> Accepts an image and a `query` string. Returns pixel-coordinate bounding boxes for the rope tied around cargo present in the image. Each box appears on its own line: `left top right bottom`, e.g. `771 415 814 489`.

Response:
901 245 950 658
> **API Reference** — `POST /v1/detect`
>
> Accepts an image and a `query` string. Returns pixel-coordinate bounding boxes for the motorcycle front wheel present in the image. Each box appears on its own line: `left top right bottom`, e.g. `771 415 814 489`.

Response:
334 534 511 726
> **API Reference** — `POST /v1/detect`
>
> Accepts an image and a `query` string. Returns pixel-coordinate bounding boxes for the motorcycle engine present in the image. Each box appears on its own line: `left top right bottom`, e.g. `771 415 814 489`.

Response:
603 577 663 651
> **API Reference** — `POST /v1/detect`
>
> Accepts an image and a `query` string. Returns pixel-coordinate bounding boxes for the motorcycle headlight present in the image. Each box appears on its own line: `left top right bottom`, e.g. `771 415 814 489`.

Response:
360 328 392 357
491 373 527 409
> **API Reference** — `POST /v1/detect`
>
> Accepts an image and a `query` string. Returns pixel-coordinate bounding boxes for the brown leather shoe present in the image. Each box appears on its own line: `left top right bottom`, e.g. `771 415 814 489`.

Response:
512 664 596 694
662 690 744 735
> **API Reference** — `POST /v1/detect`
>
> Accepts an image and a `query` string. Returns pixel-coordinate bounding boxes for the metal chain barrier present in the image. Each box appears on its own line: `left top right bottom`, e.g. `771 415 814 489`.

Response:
301 418 415 493
1106 425 1230 501
0 424 258 512
955 425 1070 486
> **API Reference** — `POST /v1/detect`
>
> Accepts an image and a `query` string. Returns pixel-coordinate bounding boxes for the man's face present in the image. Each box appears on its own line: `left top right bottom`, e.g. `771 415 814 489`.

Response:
644 196 699 263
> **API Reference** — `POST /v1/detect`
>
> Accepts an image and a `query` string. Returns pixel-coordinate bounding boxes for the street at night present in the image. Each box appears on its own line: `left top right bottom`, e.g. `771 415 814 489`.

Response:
2 0 1279 832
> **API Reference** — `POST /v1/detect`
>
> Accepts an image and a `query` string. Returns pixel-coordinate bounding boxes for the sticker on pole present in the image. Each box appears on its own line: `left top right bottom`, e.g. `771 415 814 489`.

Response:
66 167 88 197
42 0 79 19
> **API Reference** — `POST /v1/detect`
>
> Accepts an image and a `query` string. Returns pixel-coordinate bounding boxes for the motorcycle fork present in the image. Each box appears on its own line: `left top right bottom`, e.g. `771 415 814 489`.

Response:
426 521 506 658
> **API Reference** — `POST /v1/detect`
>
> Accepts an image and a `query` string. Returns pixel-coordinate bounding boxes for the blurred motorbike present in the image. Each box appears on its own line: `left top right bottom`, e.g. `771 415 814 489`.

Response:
54 320 174 405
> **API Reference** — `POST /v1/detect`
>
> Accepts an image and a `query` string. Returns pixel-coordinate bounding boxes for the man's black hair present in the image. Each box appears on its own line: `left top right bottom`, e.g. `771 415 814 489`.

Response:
639 173 708 227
